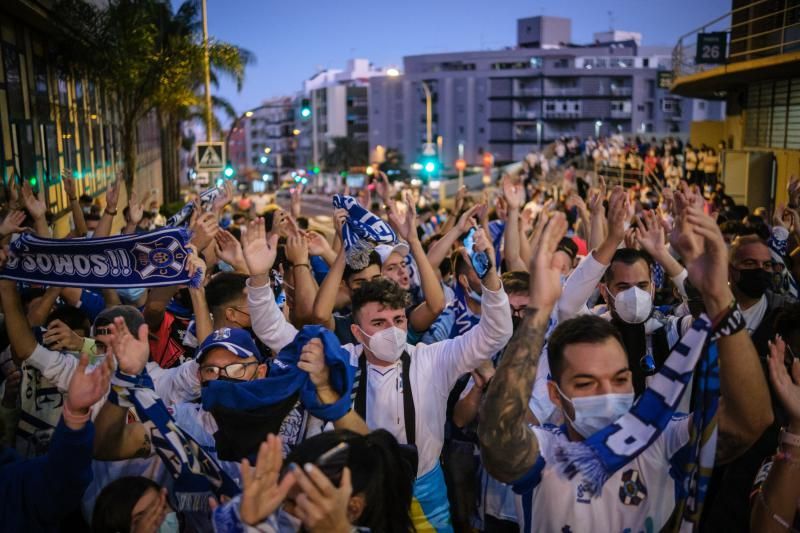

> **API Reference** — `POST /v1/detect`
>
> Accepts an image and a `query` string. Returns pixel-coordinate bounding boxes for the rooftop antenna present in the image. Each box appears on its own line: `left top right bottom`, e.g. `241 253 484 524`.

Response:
608 10 614 31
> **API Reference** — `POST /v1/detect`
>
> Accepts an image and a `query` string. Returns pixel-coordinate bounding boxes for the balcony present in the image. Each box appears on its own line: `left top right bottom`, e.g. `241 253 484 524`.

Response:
610 110 632 119
542 110 582 119
514 87 542 97
610 87 633 96
544 87 583 97
671 1 800 98
513 110 540 120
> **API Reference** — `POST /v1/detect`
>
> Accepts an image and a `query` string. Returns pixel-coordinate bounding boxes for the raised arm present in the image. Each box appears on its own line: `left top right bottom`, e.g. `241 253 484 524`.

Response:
94 179 121 238
426 204 481 270
0 280 39 363
502 175 528 272
20 181 49 238
63 174 88 237
310 210 348 330
636 210 684 279
671 186 773 463
242 218 300 354
478 213 567 483
392 191 445 331
92 317 153 460
285 233 319 326
26 286 63 327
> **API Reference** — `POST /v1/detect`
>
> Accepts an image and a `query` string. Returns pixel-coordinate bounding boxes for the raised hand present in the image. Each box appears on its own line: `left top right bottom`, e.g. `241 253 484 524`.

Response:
333 209 348 243
215 230 246 270
306 231 332 258
788 174 800 206
190 212 220 251
529 212 568 311
241 218 279 277
402 190 419 242
454 185 468 214
237 434 296 526
286 233 310 266
767 335 800 431
292 463 352 533
128 190 144 226
213 180 235 213
7 168 20 208
43 319 84 352
290 185 303 219
606 186 629 243
64 350 114 418
635 210 669 258
374 171 391 203
502 175 525 211
185 245 206 284
456 204 482 233
106 180 120 211
21 181 46 220
387 197 411 241
297 338 330 390
0 210 27 237
63 171 77 200
109 316 150 376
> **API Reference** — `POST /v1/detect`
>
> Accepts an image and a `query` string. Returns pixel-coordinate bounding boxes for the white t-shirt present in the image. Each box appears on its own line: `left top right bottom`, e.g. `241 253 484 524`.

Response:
513 418 691 533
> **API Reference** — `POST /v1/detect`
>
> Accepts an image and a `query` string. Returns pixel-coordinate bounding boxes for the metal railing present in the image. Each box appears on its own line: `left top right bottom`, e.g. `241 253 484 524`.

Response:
673 0 800 79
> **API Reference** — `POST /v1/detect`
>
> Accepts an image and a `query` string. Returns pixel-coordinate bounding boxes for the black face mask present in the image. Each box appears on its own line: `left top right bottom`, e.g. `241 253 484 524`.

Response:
734 267 772 299
511 315 522 331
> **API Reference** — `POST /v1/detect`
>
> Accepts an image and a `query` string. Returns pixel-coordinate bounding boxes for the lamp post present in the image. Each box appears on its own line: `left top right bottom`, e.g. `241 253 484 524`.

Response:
420 81 433 148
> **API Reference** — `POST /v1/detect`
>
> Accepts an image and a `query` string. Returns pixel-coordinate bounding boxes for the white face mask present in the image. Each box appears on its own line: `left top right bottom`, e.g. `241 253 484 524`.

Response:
467 287 482 303
357 325 406 363
608 286 653 324
557 385 634 438
158 512 179 533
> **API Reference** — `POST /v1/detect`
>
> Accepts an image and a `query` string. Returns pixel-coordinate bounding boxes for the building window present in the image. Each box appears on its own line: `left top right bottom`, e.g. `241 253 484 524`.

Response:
637 104 645 112
491 61 533 70
611 101 631 112
643 58 650 67
698 101 706 110
530 57 543 68
553 58 570 68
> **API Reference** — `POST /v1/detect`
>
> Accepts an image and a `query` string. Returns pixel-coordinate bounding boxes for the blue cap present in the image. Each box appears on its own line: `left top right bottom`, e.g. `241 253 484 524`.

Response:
196 328 263 362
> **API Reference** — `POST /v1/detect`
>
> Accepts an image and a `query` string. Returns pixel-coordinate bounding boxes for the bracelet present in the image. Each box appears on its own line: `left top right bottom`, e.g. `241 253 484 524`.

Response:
710 301 745 341
62 402 91 424
780 427 800 448
756 491 798 531
104 207 117 216
68 196 78 202
292 263 310 270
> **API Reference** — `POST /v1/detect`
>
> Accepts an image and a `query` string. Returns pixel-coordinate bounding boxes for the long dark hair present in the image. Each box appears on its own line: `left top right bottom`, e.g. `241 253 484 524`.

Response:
285 429 416 533
92 476 161 533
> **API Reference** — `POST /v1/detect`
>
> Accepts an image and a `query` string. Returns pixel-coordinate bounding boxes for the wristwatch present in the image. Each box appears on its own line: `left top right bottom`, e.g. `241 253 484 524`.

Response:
779 427 800 448
104 207 117 216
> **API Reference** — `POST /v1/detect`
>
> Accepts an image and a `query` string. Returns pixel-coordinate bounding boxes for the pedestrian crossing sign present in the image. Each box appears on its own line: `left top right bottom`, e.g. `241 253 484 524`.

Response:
196 142 225 171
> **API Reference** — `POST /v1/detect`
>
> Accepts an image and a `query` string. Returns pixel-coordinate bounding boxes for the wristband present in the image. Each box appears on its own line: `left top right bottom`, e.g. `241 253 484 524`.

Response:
68 196 78 202
62 402 91 425
104 207 117 217
292 263 310 270
780 427 800 448
710 302 745 341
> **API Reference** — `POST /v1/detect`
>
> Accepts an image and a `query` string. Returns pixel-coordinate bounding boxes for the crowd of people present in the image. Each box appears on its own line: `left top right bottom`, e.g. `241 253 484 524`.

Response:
0 157 799 533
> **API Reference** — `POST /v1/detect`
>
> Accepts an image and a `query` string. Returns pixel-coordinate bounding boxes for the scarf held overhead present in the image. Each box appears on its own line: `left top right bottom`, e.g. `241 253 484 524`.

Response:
166 186 222 227
553 315 713 499
1 227 200 289
332 195 396 269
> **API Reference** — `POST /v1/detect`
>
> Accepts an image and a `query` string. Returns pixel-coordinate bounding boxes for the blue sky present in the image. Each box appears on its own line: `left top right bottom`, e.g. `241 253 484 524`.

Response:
202 0 730 117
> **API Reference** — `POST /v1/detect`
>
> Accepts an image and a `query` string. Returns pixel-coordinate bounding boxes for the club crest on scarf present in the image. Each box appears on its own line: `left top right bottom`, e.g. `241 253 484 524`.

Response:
332 194 396 269
165 186 222 227
134 235 187 279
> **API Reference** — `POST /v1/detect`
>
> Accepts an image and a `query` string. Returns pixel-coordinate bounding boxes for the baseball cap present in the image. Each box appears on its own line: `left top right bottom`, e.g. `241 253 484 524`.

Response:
374 242 410 265
196 327 263 363
92 305 146 337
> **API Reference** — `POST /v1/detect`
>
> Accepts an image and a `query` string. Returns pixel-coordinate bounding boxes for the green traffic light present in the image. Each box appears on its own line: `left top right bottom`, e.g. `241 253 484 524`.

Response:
424 162 436 173
224 167 234 178
29 177 38 187
301 108 311 118
312 166 320 174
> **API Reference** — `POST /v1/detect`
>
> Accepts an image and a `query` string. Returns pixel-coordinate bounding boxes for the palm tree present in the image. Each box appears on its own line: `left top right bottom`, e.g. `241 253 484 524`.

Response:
53 0 252 199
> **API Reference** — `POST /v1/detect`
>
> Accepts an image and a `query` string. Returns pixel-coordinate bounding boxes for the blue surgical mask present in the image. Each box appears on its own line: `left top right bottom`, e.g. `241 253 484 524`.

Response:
117 287 146 304
559 274 569 286
556 385 634 438
158 511 179 533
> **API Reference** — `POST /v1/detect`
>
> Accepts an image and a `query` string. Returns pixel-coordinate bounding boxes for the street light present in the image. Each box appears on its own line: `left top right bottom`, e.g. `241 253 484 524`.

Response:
594 120 603 138
244 111 254 117
386 68 401 77
264 147 272 154
293 129 301 136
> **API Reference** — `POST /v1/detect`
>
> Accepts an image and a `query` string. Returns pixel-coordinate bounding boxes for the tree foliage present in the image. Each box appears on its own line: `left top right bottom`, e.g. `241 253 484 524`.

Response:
324 136 369 172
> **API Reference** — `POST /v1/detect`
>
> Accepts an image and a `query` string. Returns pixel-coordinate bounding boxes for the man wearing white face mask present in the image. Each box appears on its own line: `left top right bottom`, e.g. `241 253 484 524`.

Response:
479 210 773 533
240 219 512 533
558 189 691 397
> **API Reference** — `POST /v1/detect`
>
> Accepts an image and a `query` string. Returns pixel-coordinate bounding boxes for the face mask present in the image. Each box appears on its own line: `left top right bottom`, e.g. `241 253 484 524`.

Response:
116 287 146 303
158 512 179 533
557 386 635 438
734 267 771 299
467 287 483 304
560 274 569 286
608 286 652 324
358 325 406 363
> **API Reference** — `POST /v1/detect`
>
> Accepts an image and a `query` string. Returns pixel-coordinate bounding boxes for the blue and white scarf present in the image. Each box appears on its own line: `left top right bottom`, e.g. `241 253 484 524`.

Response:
1 227 201 289
670 342 720 531
108 369 240 512
554 315 712 497
449 284 481 339
332 195 396 269
166 186 223 227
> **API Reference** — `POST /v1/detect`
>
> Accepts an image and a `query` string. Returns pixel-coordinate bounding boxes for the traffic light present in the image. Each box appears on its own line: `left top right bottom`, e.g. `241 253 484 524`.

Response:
300 99 311 119
223 163 235 178
28 177 38 187
418 154 439 180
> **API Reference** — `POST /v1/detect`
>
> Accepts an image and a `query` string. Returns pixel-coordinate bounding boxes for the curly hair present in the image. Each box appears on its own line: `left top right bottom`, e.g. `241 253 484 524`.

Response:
351 277 410 319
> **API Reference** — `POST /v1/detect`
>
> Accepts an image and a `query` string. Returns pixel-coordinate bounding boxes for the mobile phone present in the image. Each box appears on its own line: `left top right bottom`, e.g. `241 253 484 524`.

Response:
315 442 349 486
462 228 491 279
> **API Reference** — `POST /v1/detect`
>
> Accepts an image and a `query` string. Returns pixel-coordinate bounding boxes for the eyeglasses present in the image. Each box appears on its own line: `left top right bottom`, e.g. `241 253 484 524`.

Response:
510 305 527 318
200 361 258 380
